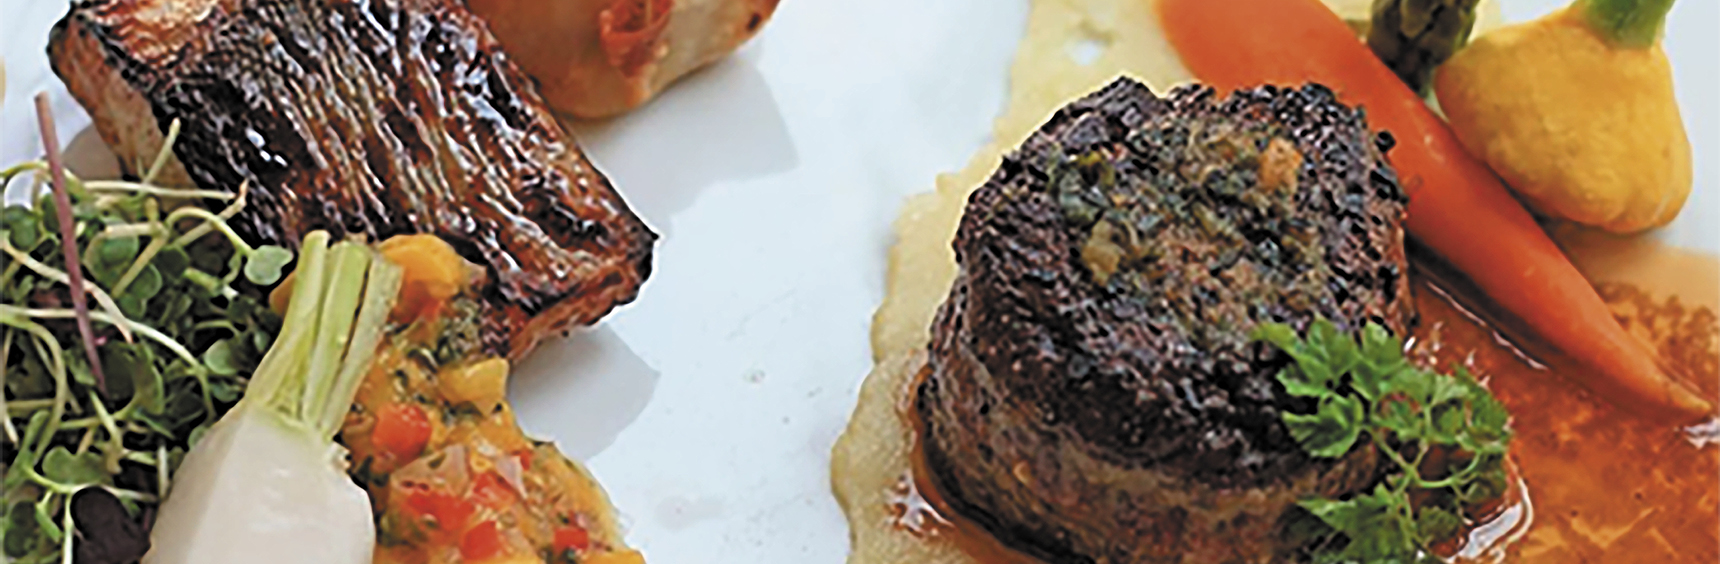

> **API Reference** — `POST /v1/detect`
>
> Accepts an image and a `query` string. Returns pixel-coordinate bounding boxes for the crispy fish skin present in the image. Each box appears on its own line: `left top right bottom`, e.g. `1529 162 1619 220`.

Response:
49 0 656 360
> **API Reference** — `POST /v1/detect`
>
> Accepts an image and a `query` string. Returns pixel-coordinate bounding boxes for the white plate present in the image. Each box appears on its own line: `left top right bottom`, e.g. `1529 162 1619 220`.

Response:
1 1 1714 562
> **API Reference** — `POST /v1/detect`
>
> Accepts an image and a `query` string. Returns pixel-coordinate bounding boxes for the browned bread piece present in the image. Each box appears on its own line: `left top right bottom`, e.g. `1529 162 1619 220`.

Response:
918 77 1414 564
49 0 656 361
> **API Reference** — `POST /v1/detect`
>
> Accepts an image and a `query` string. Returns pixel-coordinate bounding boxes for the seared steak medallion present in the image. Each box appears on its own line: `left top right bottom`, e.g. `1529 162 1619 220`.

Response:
49 0 655 361
917 78 1415 563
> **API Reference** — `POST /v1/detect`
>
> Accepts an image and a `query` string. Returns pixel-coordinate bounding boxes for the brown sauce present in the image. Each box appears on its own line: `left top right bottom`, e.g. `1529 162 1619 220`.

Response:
1413 279 1718 562
887 362 1043 564
890 244 1720 563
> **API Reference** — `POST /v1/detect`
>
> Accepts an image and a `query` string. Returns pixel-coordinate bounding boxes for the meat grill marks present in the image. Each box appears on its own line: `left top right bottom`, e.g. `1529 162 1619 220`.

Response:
49 0 655 360
917 78 1414 563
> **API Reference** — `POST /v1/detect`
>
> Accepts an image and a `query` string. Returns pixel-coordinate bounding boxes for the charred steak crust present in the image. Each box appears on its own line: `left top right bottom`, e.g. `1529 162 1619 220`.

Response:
917 78 1414 563
50 0 655 359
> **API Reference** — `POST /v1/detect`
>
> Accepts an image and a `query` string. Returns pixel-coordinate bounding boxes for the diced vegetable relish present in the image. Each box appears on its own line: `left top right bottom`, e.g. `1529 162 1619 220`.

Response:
340 235 642 564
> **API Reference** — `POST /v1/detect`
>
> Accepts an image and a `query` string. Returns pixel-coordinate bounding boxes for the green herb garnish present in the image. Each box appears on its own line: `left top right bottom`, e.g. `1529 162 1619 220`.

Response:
1 108 290 563
1255 319 1513 564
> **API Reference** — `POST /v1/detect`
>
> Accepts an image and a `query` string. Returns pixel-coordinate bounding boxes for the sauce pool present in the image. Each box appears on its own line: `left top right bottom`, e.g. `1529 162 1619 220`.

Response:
1413 279 1718 563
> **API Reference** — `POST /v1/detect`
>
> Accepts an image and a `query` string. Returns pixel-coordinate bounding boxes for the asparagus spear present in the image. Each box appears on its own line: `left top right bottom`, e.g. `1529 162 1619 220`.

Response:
1368 0 1482 93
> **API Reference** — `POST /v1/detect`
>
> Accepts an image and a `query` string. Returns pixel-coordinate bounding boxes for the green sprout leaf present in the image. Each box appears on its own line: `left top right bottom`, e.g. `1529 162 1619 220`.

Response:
106 344 165 414
250 328 274 357
244 245 295 286
159 293 194 327
8 353 53 399
67 355 98 387
153 246 190 280
3 206 42 250
5 412 50 489
209 378 245 403
129 264 165 300
94 235 140 269
116 292 150 319
41 448 107 486
131 411 176 438
4 501 40 557
187 424 214 449
202 339 242 376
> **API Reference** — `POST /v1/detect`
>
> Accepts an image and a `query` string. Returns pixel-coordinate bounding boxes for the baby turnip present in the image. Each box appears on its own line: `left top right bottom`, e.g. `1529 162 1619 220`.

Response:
143 231 402 564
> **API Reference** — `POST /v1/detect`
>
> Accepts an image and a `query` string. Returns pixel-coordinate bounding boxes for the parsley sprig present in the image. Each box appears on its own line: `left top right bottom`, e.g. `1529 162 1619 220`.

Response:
1255 319 1513 564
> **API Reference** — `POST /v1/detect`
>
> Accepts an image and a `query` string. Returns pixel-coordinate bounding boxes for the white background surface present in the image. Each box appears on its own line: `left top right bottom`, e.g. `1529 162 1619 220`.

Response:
1 0 1714 562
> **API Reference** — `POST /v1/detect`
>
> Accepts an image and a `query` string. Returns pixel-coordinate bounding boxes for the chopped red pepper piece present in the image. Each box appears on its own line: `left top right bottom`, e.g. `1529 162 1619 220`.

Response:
460 520 505 561
403 490 475 534
552 522 591 553
373 403 432 460
472 472 516 507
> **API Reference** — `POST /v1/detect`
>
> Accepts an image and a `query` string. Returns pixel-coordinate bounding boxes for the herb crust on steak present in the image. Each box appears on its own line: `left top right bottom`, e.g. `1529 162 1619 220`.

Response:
916 77 1415 564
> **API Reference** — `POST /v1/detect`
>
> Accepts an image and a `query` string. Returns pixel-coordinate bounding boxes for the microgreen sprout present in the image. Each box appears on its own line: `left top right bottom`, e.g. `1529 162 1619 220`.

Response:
34 94 105 395
2 100 291 564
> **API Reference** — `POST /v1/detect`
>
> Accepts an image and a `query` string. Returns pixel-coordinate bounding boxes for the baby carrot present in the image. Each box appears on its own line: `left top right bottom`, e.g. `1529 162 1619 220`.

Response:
1157 0 1711 422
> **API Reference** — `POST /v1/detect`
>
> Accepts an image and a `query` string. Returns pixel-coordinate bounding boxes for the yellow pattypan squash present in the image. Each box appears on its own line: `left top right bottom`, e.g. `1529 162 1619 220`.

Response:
1434 0 1690 233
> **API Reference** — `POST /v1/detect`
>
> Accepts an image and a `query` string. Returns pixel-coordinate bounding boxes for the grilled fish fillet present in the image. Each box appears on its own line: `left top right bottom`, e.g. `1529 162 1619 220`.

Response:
49 0 656 361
